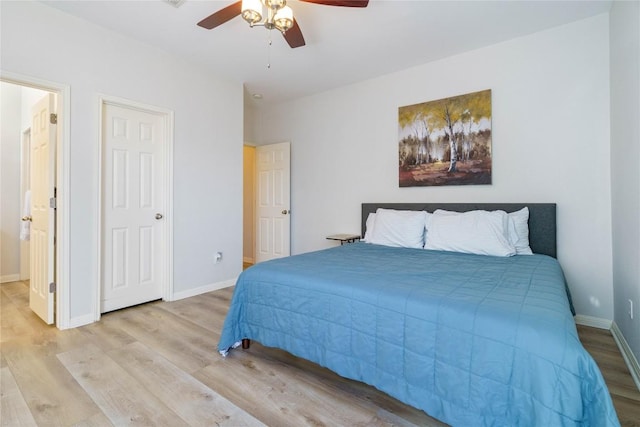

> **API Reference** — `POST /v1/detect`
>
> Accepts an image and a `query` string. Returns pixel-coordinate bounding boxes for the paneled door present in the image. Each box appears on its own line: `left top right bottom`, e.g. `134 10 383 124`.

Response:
29 94 56 324
20 129 31 281
255 142 290 263
101 102 166 313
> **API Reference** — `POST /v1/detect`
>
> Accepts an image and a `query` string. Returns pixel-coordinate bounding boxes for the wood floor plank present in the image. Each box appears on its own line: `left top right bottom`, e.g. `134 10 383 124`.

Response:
1 282 58 345
1 287 98 425
99 303 220 374
108 341 264 426
1 283 36 344
245 342 447 427
2 341 101 426
155 294 227 334
195 346 416 427
70 412 115 427
0 282 30 306
0 286 14 311
577 324 640 426
0 366 38 427
57 342 190 426
612 394 640 427
78 318 137 352
0 302 31 344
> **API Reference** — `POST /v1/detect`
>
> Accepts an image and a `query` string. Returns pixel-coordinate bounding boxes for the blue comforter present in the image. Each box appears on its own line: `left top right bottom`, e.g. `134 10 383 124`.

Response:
219 243 619 426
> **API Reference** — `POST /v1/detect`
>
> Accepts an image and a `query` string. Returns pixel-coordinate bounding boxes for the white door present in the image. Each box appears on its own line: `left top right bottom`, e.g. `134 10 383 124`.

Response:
20 129 31 281
255 142 290 263
29 94 56 324
101 103 165 313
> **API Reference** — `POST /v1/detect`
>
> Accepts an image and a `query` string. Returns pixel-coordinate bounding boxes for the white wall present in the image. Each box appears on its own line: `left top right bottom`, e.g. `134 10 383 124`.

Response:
253 14 614 320
244 89 259 144
0 82 22 281
610 1 640 365
1 1 244 323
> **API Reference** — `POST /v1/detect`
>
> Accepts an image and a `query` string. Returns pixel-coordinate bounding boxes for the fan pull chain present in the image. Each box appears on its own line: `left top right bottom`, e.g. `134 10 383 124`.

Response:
267 31 272 69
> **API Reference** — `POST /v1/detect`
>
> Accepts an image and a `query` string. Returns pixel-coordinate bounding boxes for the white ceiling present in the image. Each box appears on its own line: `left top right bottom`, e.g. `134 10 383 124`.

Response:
43 0 612 107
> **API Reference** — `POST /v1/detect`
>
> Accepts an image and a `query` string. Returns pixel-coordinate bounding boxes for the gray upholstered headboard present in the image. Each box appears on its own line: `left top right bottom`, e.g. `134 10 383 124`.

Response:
361 203 557 258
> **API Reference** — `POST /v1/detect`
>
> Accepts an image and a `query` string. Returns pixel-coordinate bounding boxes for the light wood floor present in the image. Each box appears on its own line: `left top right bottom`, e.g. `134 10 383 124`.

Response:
1 280 639 426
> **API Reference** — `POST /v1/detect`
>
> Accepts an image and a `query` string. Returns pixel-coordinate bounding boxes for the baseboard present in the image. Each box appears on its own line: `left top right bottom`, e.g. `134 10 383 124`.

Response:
574 314 612 330
0 274 20 284
610 321 640 391
66 279 237 328
243 257 254 264
171 277 237 301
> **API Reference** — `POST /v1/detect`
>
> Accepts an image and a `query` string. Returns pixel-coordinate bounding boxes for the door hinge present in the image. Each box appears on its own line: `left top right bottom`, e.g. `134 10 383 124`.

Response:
50 197 57 209
49 282 56 293
50 113 58 124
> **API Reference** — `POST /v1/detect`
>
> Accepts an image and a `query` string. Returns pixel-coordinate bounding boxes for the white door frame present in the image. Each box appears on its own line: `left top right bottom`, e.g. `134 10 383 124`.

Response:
95 95 174 321
1 71 71 329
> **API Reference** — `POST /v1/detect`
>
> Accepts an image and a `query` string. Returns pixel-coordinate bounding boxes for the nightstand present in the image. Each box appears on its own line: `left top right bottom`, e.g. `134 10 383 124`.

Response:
326 234 361 245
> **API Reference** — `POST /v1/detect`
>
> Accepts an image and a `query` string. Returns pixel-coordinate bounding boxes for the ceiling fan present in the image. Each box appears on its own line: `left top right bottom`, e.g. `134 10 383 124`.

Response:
197 0 369 49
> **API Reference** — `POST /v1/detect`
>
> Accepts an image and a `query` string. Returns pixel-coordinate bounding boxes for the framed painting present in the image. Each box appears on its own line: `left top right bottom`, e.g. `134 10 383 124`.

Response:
398 89 492 187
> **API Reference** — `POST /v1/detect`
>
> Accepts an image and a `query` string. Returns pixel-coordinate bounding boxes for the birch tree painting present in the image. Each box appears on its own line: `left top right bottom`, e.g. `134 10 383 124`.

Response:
398 89 492 187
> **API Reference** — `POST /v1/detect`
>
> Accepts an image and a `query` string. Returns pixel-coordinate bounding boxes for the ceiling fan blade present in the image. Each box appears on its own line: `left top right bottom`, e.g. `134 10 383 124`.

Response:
283 19 305 48
299 0 369 7
197 1 242 30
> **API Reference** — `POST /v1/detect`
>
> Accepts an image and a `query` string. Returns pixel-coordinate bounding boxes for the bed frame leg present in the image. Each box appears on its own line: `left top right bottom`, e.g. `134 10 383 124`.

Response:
242 339 250 349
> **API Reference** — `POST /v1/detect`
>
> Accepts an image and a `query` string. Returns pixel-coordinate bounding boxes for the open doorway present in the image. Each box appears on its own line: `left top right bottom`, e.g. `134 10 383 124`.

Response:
243 142 291 266
1 82 50 285
1 81 55 324
243 145 255 270
0 74 69 328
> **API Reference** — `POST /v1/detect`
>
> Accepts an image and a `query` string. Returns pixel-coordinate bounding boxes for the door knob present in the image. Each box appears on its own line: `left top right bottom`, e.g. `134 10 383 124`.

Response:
22 216 32 222
155 213 163 220
281 210 290 215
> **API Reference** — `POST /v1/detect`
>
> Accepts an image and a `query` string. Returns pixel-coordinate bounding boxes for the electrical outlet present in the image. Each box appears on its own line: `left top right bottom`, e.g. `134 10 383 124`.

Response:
629 299 634 320
215 252 223 264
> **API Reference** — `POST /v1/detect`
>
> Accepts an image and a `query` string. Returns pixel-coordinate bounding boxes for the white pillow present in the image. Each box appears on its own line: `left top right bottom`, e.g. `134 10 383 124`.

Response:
507 207 533 255
363 212 376 242
369 208 427 249
431 208 532 254
425 210 516 257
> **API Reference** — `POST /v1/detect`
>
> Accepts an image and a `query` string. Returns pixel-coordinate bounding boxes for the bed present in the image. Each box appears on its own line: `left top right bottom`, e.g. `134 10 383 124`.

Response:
218 203 619 426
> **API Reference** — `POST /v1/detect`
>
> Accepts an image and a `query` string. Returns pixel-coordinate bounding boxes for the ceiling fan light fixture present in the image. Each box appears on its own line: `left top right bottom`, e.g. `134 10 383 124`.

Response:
274 6 293 32
241 0 262 25
264 0 286 10
198 0 369 49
